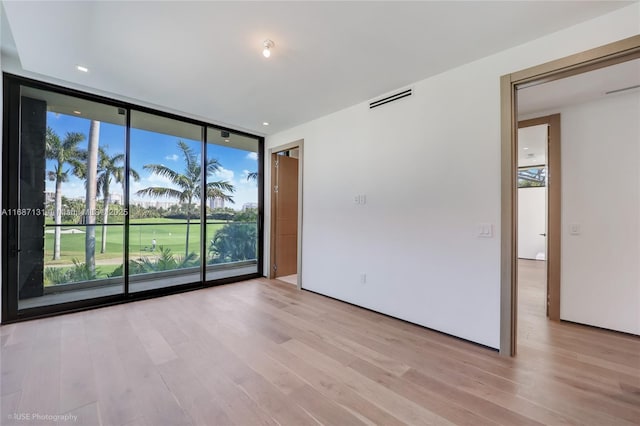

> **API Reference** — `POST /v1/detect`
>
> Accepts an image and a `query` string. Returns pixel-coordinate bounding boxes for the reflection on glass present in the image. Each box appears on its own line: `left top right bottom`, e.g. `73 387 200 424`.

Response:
206 128 259 281
129 111 204 291
18 86 126 309
518 166 547 188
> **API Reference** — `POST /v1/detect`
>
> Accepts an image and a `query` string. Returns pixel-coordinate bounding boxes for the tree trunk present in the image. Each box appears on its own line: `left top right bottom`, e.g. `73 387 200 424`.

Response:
185 199 191 258
101 189 109 254
53 176 62 260
85 120 100 274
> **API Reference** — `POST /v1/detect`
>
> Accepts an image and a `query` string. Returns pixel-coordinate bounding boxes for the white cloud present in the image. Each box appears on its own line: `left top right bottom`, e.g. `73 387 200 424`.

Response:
213 167 234 182
229 186 258 209
46 177 85 199
246 152 258 161
237 170 257 187
146 172 174 185
131 174 182 201
165 154 179 161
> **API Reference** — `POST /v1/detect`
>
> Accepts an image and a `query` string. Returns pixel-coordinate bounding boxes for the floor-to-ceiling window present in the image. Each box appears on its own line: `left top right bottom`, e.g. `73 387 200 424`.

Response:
2 76 263 321
128 111 205 292
9 86 127 311
205 127 260 281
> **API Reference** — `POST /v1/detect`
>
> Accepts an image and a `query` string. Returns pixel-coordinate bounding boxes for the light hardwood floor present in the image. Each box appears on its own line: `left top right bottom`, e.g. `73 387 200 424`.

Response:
276 274 298 286
1 262 639 425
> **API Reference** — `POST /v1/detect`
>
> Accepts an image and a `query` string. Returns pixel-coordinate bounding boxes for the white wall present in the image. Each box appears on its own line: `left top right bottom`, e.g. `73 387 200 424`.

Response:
518 187 546 260
266 4 640 349
560 92 640 334
518 124 547 167
517 124 547 260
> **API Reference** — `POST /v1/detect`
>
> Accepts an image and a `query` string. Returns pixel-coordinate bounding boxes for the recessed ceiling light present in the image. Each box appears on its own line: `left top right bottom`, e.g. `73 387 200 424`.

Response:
262 122 270 126
224 139 230 143
523 147 529 150
76 65 89 73
262 39 274 58
73 110 82 115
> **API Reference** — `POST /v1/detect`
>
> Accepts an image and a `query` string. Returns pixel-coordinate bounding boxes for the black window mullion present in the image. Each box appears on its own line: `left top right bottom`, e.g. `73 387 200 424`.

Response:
123 108 132 296
201 127 207 284
257 137 265 277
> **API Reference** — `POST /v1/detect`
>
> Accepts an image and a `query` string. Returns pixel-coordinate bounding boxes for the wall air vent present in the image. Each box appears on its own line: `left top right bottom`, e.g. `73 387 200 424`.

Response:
605 84 640 95
369 88 412 109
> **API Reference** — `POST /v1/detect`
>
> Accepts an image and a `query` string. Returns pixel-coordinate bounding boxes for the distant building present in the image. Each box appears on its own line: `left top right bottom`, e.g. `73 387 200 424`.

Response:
108 193 123 205
210 197 225 209
242 202 258 211
131 200 177 209
44 191 55 204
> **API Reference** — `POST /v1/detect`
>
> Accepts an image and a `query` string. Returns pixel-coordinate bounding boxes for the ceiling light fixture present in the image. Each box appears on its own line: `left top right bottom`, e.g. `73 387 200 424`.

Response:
262 122 270 126
224 139 230 143
73 110 82 115
262 39 274 58
76 65 89 73
523 147 529 150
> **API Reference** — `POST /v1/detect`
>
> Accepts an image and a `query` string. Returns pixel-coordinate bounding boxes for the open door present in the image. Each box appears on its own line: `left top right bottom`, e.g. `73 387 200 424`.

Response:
271 152 299 280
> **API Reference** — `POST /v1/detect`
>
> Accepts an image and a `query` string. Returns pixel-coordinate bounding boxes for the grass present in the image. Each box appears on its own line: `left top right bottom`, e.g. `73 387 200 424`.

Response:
45 218 230 266
45 263 121 277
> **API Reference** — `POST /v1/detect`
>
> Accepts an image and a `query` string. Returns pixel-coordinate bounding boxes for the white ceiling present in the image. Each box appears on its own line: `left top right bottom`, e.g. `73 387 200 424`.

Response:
1 1 634 135
518 124 547 167
518 58 640 116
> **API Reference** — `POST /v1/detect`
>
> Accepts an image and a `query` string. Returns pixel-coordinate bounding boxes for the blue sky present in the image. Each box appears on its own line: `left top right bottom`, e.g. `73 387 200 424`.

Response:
45 112 258 209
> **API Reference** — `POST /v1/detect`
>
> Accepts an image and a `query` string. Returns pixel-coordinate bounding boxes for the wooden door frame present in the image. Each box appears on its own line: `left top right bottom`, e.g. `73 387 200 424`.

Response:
500 35 640 356
518 115 561 321
268 140 304 290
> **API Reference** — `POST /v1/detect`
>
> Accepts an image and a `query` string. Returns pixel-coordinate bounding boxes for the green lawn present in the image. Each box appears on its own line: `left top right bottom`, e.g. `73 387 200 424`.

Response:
45 219 230 266
46 263 121 277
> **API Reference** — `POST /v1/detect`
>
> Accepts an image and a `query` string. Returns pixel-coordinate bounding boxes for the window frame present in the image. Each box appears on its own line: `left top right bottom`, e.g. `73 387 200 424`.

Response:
1 73 264 323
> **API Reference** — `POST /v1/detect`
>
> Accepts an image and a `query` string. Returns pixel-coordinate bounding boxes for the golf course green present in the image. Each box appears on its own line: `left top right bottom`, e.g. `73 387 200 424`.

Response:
44 218 232 266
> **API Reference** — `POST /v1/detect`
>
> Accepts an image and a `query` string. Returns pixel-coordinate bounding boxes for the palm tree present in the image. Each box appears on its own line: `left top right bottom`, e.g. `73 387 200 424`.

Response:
84 120 100 273
130 246 198 273
136 140 235 257
45 127 86 260
209 223 257 264
96 148 140 253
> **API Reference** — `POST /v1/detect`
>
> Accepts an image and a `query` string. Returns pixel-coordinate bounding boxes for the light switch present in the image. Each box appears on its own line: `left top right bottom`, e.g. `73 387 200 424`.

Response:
478 223 493 238
569 224 580 235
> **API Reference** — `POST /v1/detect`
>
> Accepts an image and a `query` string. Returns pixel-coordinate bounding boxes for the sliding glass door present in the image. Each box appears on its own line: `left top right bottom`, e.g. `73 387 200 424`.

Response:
8 86 127 311
2 76 263 321
128 111 204 292
205 128 260 281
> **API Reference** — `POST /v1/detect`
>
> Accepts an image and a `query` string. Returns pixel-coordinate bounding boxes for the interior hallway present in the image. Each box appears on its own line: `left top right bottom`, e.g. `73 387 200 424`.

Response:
277 274 298 286
1 270 639 425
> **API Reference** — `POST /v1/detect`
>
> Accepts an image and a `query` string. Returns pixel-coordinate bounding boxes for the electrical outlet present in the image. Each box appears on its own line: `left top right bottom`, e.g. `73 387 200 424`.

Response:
569 224 581 235
360 273 367 284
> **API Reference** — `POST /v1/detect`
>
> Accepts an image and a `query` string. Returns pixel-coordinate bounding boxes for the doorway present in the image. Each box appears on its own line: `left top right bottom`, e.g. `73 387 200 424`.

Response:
517 115 561 323
500 35 640 356
269 142 303 287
